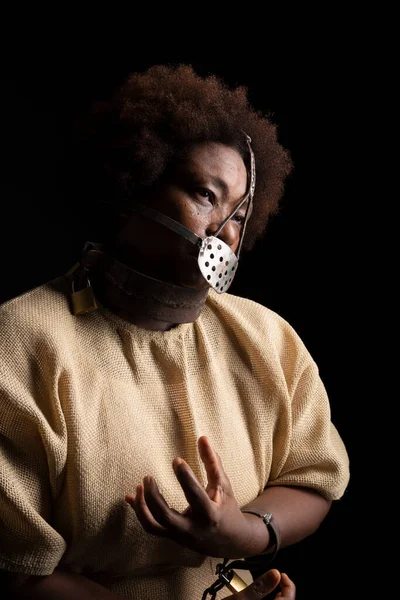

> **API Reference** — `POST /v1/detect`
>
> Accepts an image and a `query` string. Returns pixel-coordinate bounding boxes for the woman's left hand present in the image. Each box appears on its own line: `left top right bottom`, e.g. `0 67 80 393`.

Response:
125 436 267 558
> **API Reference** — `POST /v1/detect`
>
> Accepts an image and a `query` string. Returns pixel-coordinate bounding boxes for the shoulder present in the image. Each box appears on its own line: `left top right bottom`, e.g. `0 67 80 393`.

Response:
205 290 309 359
0 276 71 325
0 277 75 355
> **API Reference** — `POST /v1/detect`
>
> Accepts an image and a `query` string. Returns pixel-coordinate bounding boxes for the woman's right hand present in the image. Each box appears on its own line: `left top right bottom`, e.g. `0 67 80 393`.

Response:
230 569 296 599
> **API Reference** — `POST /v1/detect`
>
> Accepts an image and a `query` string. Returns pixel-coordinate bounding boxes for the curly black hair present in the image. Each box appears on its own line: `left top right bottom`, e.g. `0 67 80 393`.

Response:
70 64 293 250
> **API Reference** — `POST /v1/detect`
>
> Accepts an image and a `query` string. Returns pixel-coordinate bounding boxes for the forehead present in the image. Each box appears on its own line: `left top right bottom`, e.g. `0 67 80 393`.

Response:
179 142 248 195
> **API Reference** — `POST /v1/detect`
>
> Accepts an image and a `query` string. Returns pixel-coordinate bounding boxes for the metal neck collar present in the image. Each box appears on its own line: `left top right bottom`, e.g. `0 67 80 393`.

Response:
79 243 209 325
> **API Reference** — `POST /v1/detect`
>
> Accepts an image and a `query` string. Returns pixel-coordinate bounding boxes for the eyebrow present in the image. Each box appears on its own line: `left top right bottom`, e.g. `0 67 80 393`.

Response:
208 175 229 194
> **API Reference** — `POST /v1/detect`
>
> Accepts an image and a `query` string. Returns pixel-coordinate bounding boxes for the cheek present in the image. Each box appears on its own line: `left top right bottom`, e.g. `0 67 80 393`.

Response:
149 189 209 236
172 203 208 235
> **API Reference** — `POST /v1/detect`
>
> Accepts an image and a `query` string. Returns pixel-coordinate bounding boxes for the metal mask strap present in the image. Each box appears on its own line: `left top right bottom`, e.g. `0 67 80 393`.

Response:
213 133 256 259
129 201 202 247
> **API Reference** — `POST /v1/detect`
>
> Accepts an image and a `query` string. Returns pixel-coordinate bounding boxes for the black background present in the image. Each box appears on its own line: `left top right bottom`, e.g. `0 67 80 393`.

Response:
0 25 375 599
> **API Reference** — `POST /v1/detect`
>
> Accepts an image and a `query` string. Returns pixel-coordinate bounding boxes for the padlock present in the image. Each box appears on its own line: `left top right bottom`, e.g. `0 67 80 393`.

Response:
71 279 98 315
225 571 248 593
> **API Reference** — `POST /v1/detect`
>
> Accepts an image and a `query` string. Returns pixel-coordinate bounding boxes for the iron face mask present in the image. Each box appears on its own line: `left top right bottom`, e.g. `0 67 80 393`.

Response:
128 134 256 294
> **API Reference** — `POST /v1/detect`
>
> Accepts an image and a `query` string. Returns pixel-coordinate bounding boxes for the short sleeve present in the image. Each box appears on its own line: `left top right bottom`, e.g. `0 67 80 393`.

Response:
0 310 67 575
268 356 350 500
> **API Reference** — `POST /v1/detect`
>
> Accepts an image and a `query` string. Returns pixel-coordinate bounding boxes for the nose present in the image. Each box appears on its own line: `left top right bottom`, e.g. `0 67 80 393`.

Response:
206 218 239 252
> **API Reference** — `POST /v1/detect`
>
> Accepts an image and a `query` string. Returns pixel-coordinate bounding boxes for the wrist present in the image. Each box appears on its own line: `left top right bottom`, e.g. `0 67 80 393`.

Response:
241 512 271 556
241 509 281 559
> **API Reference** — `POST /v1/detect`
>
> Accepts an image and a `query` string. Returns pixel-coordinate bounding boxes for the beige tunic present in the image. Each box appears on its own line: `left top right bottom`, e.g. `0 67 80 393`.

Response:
0 277 349 598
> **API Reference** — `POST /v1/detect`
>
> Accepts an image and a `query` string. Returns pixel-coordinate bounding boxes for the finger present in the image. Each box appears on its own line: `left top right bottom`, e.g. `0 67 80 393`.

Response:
172 457 213 517
275 573 296 600
127 483 168 537
232 569 281 599
198 436 229 499
142 475 186 531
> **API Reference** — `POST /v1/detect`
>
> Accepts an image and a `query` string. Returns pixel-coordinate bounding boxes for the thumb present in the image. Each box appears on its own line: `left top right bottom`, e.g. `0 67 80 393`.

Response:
230 569 281 599
275 573 296 599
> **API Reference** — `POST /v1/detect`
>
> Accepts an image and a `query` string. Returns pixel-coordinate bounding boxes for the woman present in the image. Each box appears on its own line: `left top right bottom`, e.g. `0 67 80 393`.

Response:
0 65 349 599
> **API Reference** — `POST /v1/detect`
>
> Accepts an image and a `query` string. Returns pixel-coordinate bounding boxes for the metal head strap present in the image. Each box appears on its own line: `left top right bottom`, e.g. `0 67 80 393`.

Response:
197 132 256 292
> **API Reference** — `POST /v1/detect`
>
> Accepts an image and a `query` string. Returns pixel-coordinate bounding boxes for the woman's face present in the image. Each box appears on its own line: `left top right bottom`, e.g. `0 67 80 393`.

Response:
114 142 250 289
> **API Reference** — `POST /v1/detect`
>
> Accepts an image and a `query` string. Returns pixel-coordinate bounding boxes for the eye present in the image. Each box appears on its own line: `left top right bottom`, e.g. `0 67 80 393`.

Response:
233 213 246 225
195 188 215 203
